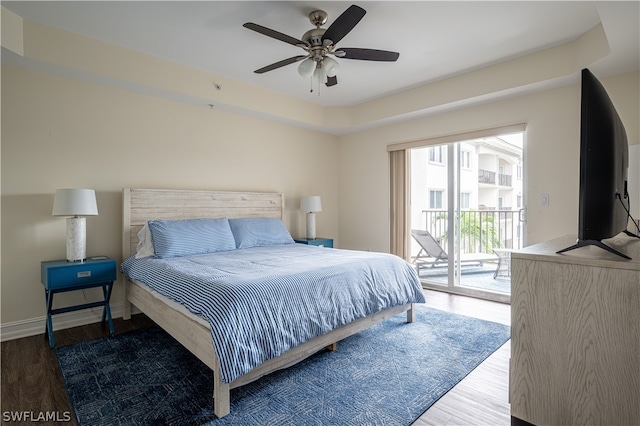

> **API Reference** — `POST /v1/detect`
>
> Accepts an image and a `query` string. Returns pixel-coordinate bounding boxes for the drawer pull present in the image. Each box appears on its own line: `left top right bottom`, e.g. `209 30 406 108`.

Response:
77 271 91 278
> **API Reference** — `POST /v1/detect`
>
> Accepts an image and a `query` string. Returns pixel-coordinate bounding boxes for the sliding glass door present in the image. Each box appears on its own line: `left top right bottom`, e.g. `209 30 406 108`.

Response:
409 133 524 301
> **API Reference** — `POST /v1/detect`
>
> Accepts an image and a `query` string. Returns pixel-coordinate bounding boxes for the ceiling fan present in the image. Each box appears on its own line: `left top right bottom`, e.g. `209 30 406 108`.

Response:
243 4 399 90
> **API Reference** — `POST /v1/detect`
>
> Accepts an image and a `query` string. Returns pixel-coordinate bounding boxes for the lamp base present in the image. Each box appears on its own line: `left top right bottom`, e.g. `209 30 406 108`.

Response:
306 212 317 240
66 217 87 262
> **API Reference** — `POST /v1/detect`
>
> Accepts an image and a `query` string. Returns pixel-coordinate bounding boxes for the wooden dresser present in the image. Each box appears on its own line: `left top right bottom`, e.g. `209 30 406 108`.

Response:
510 234 639 425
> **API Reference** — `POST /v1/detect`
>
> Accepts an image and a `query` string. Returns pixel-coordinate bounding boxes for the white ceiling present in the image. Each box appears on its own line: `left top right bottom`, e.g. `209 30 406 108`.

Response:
2 1 639 108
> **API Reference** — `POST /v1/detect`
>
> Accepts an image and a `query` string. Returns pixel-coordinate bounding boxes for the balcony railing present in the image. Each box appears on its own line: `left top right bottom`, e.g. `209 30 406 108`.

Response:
499 173 512 187
478 169 495 184
419 209 523 254
479 170 513 187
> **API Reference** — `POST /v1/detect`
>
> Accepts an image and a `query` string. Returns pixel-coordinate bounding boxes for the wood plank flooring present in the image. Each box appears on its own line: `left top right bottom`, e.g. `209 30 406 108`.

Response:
413 290 511 425
1 314 155 426
1 290 510 425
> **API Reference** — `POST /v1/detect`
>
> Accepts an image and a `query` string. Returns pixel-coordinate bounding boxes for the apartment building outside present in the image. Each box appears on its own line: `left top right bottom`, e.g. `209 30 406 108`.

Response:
410 135 524 259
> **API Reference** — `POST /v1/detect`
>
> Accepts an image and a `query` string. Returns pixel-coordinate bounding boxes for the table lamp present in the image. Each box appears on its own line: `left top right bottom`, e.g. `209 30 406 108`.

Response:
300 196 322 240
52 188 98 262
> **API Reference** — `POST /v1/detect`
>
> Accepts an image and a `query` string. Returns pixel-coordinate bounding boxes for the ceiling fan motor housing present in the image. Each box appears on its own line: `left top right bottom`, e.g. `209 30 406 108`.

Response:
302 28 326 48
301 27 330 62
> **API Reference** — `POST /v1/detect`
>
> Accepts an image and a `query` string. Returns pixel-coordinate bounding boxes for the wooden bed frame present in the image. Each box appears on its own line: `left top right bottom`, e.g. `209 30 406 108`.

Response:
121 188 415 418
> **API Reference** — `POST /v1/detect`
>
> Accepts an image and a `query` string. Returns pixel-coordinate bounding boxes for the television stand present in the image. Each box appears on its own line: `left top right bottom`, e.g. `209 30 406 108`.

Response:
511 235 639 425
556 238 631 259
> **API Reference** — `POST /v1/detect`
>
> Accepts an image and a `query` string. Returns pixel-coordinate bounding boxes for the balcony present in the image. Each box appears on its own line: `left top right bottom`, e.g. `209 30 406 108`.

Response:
419 209 523 254
478 169 495 184
479 169 513 187
499 173 512 187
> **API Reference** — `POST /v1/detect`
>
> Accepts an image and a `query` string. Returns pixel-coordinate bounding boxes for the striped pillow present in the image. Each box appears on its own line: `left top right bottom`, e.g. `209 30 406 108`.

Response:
229 218 294 249
148 218 236 258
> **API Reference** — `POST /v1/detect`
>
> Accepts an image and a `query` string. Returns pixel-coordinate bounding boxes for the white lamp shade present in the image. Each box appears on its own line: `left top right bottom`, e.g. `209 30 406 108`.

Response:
52 188 98 216
313 66 327 84
323 57 340 78
300 196 322 213
297 58 315 78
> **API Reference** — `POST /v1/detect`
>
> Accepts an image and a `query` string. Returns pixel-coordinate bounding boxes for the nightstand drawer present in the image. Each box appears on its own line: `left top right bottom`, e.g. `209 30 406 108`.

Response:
40 257 117 347
294 238 334 248
41 259 117 290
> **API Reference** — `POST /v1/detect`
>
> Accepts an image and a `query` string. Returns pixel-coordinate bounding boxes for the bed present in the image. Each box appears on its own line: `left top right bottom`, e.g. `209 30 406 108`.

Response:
120 188 425 418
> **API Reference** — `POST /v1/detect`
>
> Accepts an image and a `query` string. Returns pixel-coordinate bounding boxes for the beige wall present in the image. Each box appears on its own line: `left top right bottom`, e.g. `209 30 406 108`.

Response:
1 13 638 337
337 71 640 252
1 65 339 328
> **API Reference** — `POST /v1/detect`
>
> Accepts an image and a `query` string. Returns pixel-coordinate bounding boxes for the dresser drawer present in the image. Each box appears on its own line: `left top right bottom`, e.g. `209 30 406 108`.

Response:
41 259 117 290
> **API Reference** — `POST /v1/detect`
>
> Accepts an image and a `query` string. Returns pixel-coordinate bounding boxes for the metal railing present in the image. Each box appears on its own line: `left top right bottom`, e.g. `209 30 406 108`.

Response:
419 209 523 254
479 169 513 187
478 169 495 184
499 173 512 187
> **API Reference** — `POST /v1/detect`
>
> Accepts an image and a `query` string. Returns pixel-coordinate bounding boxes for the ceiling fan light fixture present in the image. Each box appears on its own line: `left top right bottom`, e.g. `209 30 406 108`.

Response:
313 65 327 84
323 56 340 78
297 58 315 78
244 4 399 94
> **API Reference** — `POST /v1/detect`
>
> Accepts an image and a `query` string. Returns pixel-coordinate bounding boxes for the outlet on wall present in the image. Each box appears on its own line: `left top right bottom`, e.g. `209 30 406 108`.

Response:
539 194 549 207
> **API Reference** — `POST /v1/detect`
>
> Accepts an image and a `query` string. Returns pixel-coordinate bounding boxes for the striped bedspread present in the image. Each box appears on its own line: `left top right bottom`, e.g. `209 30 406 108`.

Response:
121 244 425 383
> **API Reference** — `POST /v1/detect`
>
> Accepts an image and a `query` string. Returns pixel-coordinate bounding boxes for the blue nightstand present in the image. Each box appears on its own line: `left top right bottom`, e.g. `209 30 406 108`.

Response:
41 257 117 347
294 238 334 248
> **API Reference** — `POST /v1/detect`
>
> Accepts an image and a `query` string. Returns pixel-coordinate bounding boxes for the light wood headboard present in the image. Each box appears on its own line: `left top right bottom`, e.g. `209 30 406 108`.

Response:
122 188 285 259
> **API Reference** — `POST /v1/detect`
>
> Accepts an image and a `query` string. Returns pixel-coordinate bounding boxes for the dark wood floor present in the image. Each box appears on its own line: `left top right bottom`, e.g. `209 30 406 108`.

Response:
1 314 155 426
1 290 510 425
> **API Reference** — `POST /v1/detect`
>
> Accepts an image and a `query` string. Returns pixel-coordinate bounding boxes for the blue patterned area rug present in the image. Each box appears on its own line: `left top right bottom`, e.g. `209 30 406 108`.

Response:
56 306 510 426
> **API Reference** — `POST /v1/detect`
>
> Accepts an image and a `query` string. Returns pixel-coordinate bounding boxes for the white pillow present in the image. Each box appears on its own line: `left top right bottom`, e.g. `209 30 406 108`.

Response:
135 223 155 259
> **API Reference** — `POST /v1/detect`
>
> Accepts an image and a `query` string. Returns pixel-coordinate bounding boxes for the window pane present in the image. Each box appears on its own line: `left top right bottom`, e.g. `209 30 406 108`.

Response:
429 190 443 209
429 146 444 164
461 192 470 209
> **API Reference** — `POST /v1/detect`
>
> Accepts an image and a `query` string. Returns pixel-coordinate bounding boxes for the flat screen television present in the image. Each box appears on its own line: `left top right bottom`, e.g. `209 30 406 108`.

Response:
557 68 636 259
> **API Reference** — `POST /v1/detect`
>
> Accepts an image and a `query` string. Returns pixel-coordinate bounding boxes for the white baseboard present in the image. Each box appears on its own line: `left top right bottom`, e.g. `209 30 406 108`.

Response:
0 303 141 342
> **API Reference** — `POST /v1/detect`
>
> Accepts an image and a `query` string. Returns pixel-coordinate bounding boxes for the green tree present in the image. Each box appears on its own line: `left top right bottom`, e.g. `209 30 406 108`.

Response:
432 211 502 254
459 211 502 253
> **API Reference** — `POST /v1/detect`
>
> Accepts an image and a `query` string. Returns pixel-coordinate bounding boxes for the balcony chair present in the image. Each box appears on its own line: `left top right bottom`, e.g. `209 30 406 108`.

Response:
410 229 500 276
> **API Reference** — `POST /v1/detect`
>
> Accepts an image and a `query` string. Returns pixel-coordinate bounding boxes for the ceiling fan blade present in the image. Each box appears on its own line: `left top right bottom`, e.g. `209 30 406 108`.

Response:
254 56 308 74
322 5 366 45
243 22 306 47
326 76 338 87
336 48 399 62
